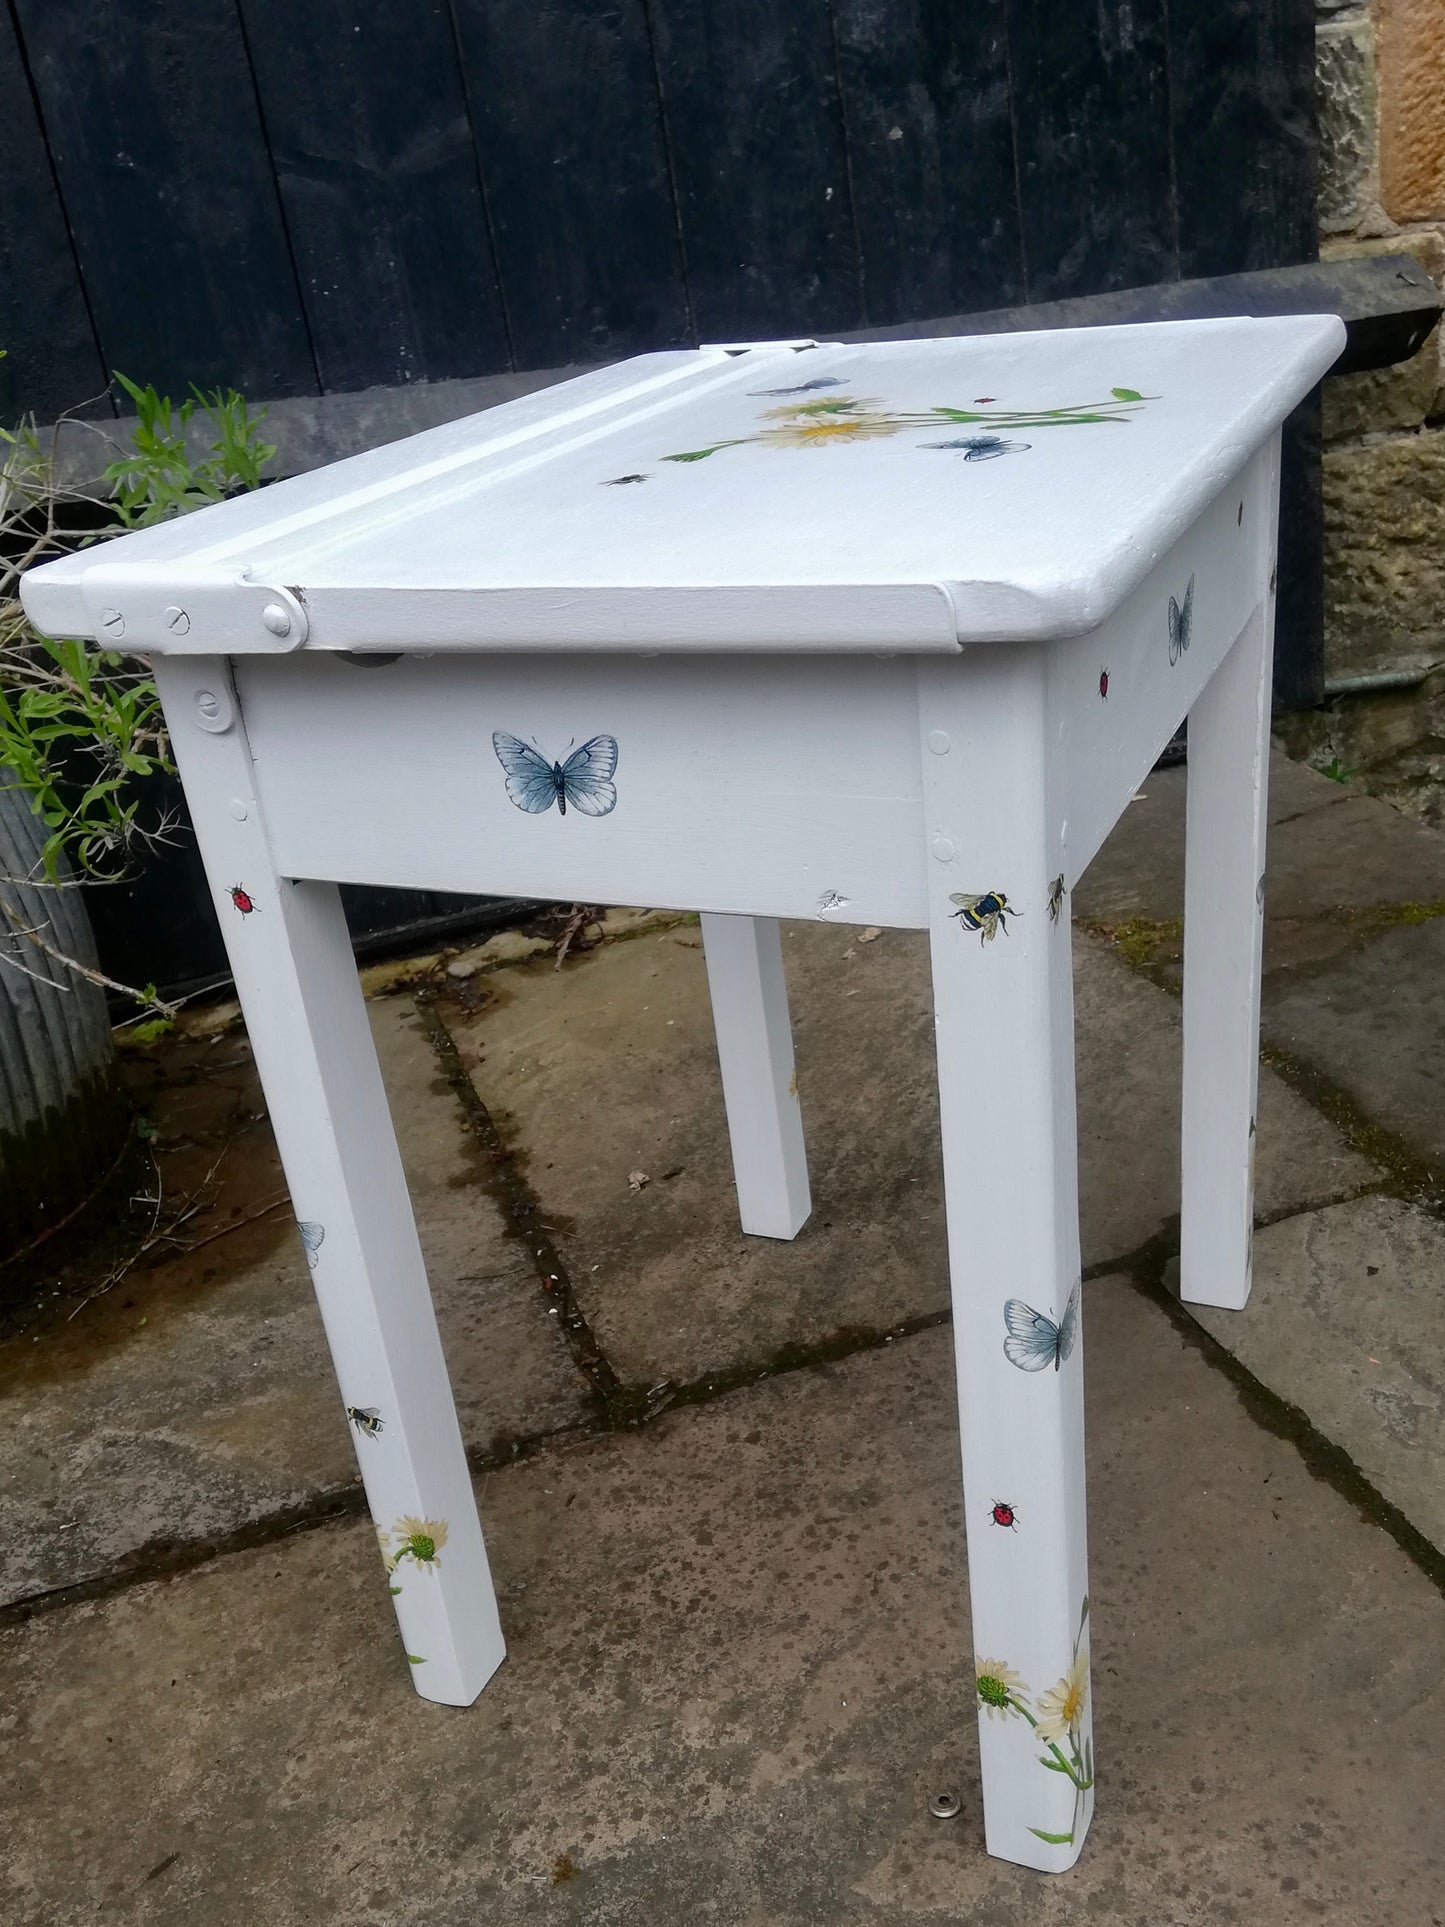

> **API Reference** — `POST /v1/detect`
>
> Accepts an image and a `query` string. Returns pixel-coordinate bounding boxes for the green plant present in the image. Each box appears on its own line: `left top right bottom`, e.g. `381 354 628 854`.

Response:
103 373 275 527
1 364 274 1009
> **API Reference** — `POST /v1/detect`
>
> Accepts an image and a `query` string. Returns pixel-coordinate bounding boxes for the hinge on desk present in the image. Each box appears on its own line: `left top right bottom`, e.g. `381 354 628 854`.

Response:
79 563 309 655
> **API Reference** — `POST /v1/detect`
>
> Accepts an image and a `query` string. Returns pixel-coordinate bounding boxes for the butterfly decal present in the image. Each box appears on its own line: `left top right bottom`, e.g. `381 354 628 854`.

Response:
1003 1281 1080 1372
298 1221 324 1269
1168 574 1195 666
749 377 845 397
492 733 619 818
924 435 1031 460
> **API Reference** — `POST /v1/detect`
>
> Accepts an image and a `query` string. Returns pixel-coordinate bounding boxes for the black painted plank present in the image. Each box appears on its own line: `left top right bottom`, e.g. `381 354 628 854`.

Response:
647 0 862 339
237 0 510 393
847 257 1441 378
0 10 107 421
830 0 1023 327
450 0 689 370
1006 0 1176 303
12 0 314 400
1168 0 1316 281
1274 392 1323 710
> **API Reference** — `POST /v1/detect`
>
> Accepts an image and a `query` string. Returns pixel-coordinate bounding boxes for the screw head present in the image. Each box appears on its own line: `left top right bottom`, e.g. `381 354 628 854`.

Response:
261 602 292 638
99 607 125 638
163 604 191 636
926 730 951 755
929 1792 962 1820
930 835 957 863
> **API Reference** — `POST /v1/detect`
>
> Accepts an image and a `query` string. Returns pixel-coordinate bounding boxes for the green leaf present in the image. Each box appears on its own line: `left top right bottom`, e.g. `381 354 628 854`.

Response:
1027 1827 1076 1846
406 1653 426 1665
1111 387 1143 402
130 1018 174 1045
662 447 720 462
1038 1755 1072 1773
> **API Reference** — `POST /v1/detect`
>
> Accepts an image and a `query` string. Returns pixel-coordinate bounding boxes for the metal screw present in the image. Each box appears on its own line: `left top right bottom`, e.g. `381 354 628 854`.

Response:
163 604 191 636
99 607 125 638
261 602 292 638
929 1792 962 1820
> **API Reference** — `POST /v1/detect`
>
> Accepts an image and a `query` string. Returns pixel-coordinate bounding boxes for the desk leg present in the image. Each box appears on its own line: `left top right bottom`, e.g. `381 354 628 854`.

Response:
1180 585 1277 1310
155 656 505 1707
918 654 1093 1872
700 913 811 1238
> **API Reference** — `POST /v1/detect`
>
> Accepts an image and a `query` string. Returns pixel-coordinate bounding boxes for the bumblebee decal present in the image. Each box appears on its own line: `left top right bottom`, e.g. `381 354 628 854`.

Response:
949 891 1018 944
347 1405 384 1440
1047 875 1066 923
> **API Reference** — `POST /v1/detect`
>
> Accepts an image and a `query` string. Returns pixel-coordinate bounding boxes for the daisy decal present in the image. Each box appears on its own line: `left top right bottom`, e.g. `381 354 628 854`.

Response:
387 1515 449 1573
975 1657 1030 1721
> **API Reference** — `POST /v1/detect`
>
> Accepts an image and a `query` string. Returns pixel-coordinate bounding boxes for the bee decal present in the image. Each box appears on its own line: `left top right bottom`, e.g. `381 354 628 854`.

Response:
1047 874 1066 923
347 1406 384 1440
1099 667 1109 700
949 890 1018 943
228 884 256 916
989 1500 1020 1532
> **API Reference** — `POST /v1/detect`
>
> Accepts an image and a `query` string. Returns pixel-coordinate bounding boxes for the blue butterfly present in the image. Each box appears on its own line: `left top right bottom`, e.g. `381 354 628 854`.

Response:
1003 1281 1080 1372
923 435 1031 460
1168 574 1195 666
492 732 619 818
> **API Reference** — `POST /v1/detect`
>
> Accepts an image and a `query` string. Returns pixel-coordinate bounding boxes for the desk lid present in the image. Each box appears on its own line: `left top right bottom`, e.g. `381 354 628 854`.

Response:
21 316 1343 655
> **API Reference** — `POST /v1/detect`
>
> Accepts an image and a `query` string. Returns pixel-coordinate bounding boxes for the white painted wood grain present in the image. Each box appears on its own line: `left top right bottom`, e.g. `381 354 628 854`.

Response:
22 318 1342 653
700 914 811 1239
917 649 1093 1872
153 654 506 1706
1179 433 1281 1311
240 651 930 927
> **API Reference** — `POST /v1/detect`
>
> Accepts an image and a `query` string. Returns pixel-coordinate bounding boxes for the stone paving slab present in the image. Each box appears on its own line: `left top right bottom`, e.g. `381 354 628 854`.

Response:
0 998 589 1609
1185 1195 1445 1555
1075 751 1445 979
449 924 1373 1387
1264 917 1445 1170
2 1280 1440 1926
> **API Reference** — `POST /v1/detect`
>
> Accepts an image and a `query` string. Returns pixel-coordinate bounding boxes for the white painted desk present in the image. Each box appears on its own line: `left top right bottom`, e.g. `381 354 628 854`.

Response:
23 316 1343 1870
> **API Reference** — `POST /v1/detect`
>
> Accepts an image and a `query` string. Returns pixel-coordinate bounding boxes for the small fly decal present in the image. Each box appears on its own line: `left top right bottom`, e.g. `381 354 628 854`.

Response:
989 1500 1020 1532
1004 1282 1080 1373
228 884 256 916
973 396 997 404
748 377 845 396
492 732 619 818
347 1405 384 1440
924 435 1031 460
949 891 1018 944
603 473 649 485
1237 500 1244 526
1256 872 1266 908
1047 875 1066 924
1099 668 1109 700
1167 574 1195 666
298 1221 324 1269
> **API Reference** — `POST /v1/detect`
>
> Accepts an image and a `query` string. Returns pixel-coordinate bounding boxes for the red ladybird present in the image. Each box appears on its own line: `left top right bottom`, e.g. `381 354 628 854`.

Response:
1099 668 1109 700
228 884 256 916
989 1501 1019 1532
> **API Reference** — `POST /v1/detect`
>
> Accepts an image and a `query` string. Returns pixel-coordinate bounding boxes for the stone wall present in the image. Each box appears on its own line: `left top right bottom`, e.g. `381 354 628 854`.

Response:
1291 0 1445 824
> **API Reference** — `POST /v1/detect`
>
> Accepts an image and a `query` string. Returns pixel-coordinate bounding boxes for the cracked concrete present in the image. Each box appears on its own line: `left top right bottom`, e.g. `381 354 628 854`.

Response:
4 1287 1443 1926
3 746 1445 1918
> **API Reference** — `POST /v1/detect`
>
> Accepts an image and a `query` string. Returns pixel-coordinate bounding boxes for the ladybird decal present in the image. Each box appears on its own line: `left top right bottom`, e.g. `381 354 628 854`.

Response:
989 1500 1020 1532
228 884 256 916
1098 668 1109 700
1047 875 1066 924
949 890 1018 944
